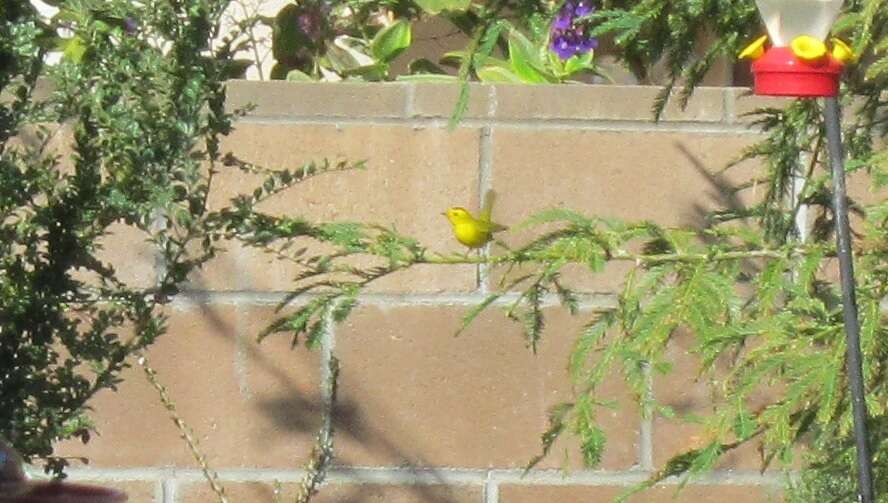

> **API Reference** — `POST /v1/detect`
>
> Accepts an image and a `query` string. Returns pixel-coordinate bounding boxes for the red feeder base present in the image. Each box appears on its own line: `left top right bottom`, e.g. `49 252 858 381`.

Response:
752 47 844 97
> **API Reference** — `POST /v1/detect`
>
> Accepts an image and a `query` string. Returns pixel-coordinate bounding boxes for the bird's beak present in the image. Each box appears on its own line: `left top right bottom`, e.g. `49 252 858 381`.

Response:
440 212 447 217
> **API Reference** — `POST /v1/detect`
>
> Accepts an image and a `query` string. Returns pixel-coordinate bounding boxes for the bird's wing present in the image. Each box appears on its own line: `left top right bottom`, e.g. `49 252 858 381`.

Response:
474 219 507 233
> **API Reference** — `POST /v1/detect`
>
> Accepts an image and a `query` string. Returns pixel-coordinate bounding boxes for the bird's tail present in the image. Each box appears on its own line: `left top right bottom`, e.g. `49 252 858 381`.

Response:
480 189 496 223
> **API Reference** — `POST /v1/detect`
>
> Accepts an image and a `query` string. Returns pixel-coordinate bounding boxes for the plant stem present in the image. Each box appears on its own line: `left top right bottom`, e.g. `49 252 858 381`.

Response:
295 356 339 503
417 246 813 267
139 355 228 503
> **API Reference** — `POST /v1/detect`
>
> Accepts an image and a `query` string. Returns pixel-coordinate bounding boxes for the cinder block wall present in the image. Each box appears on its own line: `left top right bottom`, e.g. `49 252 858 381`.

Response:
54 82 790 502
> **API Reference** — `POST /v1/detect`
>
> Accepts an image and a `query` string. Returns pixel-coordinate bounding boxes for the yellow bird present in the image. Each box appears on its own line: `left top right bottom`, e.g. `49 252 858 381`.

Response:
443 190 507 249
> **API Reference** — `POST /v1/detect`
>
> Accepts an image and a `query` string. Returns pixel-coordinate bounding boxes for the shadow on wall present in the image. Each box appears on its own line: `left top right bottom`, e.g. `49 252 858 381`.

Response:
190 287 461 503
676 141 753 233
676 141 765 281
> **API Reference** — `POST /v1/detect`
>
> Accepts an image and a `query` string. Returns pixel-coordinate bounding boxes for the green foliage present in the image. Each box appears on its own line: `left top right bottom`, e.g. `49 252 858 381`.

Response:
448 24 601 84
1 0 229 474
371 19 412 62
0 0 363 481
587 0 761 116
260 0 609 85
270 9 414 82
263 0 422 81
785 415 888 502
413 0 470 15
564 0 888 490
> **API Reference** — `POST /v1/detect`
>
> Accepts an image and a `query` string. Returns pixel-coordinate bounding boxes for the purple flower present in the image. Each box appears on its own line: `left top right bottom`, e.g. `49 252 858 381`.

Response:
551 10 573 30
293 2 330 45
298 12 320 40
550 31 598 60
574 0 593 17
549 0 598 60
123 17 138 34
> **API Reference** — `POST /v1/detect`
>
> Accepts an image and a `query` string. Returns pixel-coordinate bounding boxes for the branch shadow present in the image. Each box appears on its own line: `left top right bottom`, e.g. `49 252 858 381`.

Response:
183 272 461 503
674 142 763 282
674 142 750 235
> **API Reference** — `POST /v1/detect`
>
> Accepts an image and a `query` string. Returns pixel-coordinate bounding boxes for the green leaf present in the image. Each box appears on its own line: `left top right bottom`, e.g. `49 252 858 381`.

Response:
479 19 510 56
579 424 606 467
222 59 254 79
325 42 365 72
439 50 467 67
733 408 757 440
569 312 614 383
456 294 501 336
332 295 358 322
305 318 328 349
689 442 723 475
553 278 579 314
476 65 524 83
657 405 676 419
407 58 447 75
396 74 458 82
507 29 553 84
286 69 314 81
371 20 411 63
563 51 595 76
572 394 606 467
413 0 471 15
270 63 296 80
526 402 573 472
341 63 389 81
652 361 673 374
518 207 597 229
754 257 788 315
61 36 87 63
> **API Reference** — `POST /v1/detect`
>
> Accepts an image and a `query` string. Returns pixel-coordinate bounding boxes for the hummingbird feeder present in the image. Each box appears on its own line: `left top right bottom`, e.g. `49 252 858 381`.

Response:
740 0 852 97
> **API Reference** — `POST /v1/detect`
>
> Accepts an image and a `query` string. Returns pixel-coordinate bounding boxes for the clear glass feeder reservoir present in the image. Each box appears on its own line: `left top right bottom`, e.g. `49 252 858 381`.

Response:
755 0 844 46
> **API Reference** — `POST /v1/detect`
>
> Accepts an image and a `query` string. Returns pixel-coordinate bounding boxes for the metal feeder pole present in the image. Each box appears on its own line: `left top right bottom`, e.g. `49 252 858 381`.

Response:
822 96 875 503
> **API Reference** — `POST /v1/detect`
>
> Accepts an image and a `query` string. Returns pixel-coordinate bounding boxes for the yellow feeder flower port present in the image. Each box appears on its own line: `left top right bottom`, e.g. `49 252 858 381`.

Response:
738 35 768 60
831 37 855 63
791 35 828 61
